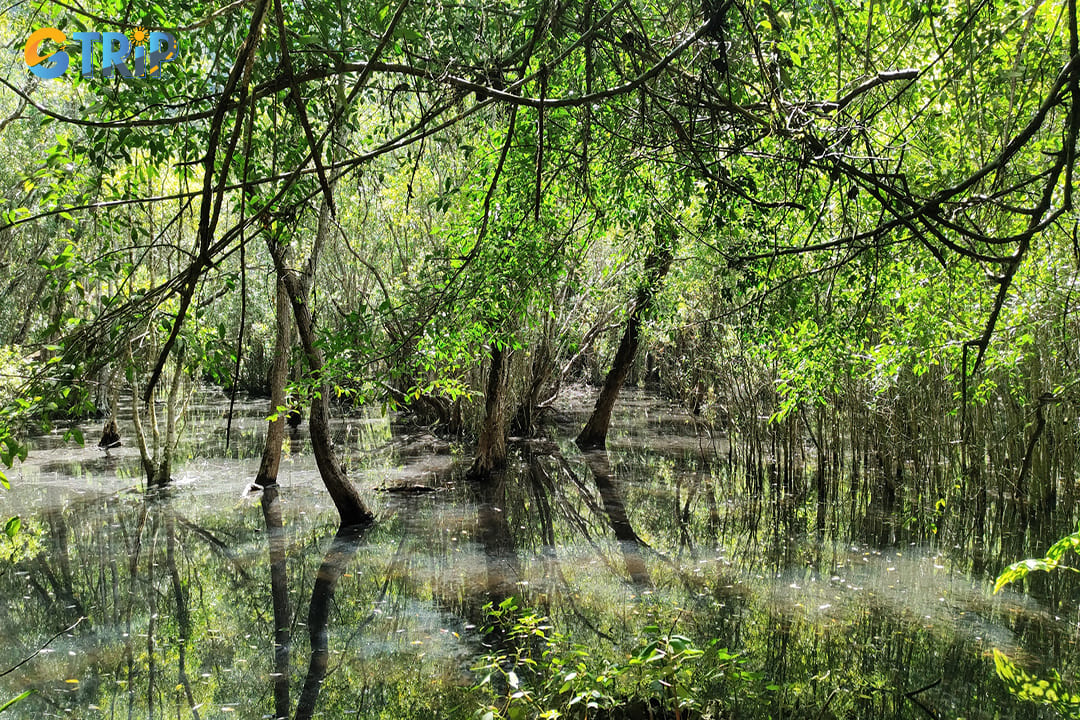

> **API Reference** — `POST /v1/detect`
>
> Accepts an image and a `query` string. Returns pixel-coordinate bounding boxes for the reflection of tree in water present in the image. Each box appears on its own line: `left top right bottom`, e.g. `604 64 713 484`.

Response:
294 525 367 720
581 450 652 589
164 511 200 719
260 481 291 720
256 476 374 720
435 474 523 651
9 403 1080 720
470 476 521 607
0 491 256 718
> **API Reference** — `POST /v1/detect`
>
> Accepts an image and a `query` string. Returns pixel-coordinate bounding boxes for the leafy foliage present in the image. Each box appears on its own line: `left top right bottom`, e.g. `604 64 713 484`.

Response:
993 649 1080 718
470 598 763 719
995 525 1080 593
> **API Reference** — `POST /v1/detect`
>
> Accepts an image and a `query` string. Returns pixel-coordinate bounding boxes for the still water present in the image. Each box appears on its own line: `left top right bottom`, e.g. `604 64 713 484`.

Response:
0 389 1078 719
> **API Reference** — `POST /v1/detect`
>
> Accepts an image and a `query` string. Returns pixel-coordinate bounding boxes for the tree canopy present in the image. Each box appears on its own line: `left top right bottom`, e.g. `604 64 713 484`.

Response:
0 0 1078 505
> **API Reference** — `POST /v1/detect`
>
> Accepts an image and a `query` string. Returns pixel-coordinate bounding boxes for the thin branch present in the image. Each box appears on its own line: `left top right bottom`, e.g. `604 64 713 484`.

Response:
0 617 86 678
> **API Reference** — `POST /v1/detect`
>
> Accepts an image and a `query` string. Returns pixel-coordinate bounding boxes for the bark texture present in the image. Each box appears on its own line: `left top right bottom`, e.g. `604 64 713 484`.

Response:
469 345 509 479
265 198 373 527
255 276 291 488
576 238 673 450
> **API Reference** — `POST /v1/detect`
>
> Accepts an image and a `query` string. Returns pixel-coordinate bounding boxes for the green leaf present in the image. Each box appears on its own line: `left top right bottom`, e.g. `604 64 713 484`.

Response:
394 26 423 42
64 427 85 447
0 689 34 712
3 516 19 539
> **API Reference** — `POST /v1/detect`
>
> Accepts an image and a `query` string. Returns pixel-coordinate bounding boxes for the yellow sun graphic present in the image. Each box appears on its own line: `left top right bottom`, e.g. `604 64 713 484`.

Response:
128 26 149 47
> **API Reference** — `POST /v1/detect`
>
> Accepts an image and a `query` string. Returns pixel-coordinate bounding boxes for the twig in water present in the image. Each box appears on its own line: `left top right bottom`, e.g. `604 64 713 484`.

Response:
0 616 86 678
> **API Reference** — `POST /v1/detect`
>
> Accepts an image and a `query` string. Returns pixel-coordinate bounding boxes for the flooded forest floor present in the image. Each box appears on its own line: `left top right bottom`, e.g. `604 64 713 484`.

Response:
1 387 1079 719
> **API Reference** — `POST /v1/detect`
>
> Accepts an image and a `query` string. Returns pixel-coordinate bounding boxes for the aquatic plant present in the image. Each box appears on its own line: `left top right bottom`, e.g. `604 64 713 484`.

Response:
0 690 34 713
470 598 760 719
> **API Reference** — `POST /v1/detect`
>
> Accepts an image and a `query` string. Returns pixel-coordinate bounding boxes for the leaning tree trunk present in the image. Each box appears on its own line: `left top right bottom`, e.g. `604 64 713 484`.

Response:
274 264 374 527
576 238 673 450
469 345 509 479
266 207 374 527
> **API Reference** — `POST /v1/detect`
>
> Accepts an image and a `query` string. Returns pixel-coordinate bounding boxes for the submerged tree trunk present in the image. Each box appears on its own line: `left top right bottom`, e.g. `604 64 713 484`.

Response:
130 344 187 487
254 274 293 719
266 202 374 527
469 345 509 479
577 236 673 450
255 276 291 488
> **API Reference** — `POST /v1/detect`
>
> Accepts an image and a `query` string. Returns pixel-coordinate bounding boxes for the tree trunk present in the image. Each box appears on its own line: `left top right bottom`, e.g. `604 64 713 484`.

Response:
576 238 672 450
469 345 509 479
576 310 643 450
277 266 373 527
255 276 291 488
511 332 555 437
129 342 186 487
159 348 185 484
255 274 292 719
266 206 374 526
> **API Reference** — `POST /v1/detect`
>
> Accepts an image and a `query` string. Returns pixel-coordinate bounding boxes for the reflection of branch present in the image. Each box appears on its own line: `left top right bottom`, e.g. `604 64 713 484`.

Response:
0 616 85 678
903 677 942 720
528 455 619 644
548 454 637 581
176 516 252 581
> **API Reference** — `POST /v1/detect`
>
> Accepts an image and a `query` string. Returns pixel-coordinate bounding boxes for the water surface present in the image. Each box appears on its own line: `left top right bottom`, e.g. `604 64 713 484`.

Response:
0 389 1077 719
